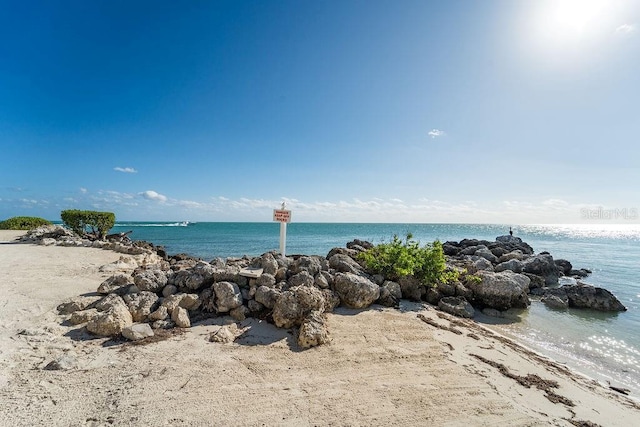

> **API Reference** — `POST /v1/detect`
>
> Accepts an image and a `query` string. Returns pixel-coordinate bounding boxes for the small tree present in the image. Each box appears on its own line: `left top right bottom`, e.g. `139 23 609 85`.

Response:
61 209 115 239
358 234 453 286
0 216 52 230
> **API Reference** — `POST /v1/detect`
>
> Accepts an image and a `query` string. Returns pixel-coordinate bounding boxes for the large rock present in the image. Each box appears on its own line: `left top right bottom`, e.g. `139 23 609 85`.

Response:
298 311 330 348
438 296 475 318
272 286 325 329
333 272 380 308
328 254 362 274
86 304 133 337
290 256 323 276
123 291 159 322
495 259 523 274
377 280 402 307
287 271 315 288
171 306 191 328
541 294 569 309
467 271 531 311
259 253 279 275
94 294 126 312
133 269 168 293
474 248 498 264
522 254 559 286
97 274 134 295
398 275 423 301
122 323 155 341
69 308 100 325
57 296 101 314
255 286 281 309
563 283 626 312
212 281 243 313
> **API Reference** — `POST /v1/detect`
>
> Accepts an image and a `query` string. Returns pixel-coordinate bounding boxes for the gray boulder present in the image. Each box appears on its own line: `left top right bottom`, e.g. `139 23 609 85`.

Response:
298 311 330 349
474 248 498 264
290 256 323 276
398 275 423 301
133 269 167 293
495 259 523 273
86 303 133 337
123 291 159 322
287 271 315 288
467 271 531 311
212 281 243 313
57 295 101 314
272 286 325 329
171 306 191 327
438 296 475 318
97 274 134 295
328 254 362 274
122 323 155 341
95 294 126 312
333 272 380 308
69 308 100 325
498 250 526 263
256 273 276 288
321 289 341 312
260 253 279 275
255 286 281 309
522 254 560 286
563 283 627 312
541 294 569 310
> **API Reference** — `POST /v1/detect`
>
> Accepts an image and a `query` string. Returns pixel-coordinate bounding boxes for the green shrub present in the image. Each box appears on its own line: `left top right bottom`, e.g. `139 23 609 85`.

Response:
0 216 52 230
358 234 451 286
60 209 115 239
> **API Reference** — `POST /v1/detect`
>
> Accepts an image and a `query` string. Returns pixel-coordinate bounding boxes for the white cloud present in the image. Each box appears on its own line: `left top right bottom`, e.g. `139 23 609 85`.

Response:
139 190 167 203
615 24 635 35
80 187 88 194
114 166 138 173
428 129 446 139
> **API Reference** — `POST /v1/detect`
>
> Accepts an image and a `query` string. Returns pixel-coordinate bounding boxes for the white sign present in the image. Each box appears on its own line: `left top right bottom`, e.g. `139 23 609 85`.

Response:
273 209 291 223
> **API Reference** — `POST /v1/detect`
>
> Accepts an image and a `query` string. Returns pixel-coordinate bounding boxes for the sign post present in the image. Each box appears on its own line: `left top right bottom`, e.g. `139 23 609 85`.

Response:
273 202 291 256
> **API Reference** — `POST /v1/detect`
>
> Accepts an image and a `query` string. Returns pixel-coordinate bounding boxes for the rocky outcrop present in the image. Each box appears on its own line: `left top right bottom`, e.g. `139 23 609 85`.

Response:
467 271 530 311
48 231 626 351
552 283 626 312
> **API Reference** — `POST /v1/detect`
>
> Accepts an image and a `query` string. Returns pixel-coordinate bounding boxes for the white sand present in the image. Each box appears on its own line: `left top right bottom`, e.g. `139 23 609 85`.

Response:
1 230 638 426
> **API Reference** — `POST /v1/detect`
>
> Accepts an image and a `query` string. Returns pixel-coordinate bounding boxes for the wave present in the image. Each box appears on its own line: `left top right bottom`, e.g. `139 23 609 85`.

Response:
114 221 192 227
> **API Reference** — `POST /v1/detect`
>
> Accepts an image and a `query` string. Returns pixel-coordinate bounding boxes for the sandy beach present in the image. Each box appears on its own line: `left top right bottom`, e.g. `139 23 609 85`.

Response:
0 230 638 426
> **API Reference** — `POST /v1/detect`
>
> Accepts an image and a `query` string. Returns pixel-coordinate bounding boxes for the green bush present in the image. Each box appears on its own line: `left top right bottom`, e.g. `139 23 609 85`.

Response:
0 216 52 230
358 234 451 286
61 209 115 239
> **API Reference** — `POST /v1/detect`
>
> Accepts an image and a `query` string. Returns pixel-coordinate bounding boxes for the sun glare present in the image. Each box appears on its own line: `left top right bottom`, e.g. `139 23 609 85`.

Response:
549 0 607 38
517 0 633 69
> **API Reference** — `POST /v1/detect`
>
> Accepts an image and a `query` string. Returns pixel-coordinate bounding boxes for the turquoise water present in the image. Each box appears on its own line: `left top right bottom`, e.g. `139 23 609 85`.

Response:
112 222 640 394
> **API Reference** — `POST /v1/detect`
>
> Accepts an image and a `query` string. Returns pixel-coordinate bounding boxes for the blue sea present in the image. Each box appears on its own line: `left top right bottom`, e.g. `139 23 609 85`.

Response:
112 221 640 395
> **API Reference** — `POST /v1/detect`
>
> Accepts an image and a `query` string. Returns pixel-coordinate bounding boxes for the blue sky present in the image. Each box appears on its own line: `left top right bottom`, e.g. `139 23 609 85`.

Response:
1 0 639 223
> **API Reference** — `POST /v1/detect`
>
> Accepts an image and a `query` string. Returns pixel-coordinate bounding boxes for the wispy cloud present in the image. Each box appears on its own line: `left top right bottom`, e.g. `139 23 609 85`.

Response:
114 166 138 173
615 24 635 35
139 190 167 203
428 129 446 139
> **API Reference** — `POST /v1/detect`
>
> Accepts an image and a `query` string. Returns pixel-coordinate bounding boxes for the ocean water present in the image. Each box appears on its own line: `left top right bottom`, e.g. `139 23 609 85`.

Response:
111 222 640 395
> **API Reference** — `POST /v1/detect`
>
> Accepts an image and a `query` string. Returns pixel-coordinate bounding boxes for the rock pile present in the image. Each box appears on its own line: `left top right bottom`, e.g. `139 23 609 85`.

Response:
37 228 626 349
441 235 625 315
